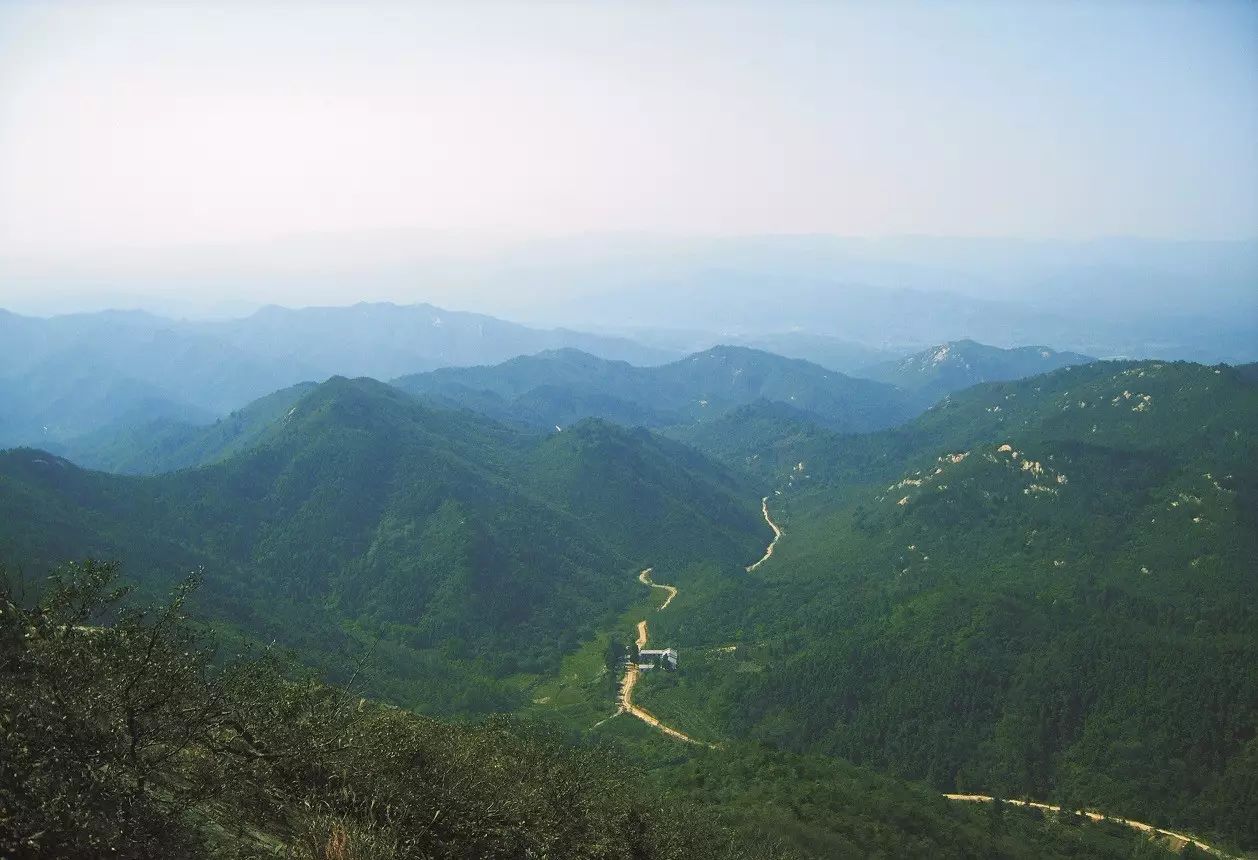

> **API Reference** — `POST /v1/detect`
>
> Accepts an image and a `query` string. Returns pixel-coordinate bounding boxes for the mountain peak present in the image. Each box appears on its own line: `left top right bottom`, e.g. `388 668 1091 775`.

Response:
864 339 1095 400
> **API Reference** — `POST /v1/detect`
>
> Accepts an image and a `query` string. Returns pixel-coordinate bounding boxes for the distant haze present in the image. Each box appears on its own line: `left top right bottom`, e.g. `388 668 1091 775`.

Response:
0 1 1255 330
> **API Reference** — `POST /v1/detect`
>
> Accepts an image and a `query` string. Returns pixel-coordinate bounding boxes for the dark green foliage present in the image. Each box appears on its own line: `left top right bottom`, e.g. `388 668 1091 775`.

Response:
652 744 1178 859
0 378 762 712
0 561 780 859
0 562 213 858
3 356 1254 855
664 398 846 482
50 382 318 475
525 419 764 568
653 360 1258 849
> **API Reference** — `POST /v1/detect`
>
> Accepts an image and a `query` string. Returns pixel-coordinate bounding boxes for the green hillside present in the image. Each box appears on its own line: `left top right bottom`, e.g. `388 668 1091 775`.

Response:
50 382 318 474
523 418 763 569
644 360 1258 848
1 560 1182 860
0 377 763 714
394 345 916 433
2 358 1254 854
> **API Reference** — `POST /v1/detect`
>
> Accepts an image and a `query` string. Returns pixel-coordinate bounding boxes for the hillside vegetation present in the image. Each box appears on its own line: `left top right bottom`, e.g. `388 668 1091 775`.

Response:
1 561 1185 860
647 360 1258 848
2 355 1254 855
0 377 764 713
50 382 318 475
0 561 774 859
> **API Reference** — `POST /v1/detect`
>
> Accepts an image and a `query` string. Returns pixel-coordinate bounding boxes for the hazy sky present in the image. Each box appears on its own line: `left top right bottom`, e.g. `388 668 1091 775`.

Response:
1 0 1256 267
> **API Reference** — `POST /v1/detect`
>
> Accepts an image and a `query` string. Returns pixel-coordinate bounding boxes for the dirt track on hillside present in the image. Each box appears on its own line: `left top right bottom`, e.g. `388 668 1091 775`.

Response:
604 568 710 746
944 794 1231 856
746 496 783 571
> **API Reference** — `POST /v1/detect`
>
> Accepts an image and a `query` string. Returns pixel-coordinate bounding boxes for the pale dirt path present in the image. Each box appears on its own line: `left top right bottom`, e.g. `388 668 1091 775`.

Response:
944 794 1233 857
745 496 783 572
598 567 713 747
639 567 678 610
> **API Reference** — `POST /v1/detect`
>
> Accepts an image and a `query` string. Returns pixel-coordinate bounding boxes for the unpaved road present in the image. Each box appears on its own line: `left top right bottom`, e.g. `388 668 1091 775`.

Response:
746 496 783 572
605 568 712 746
639 567 677 610
944 795 1232 857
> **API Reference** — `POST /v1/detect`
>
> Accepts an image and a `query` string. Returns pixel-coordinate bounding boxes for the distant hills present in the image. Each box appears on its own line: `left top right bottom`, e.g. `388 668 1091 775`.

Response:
0 303 671 448
37 338 1212 476
50 345 917 474
859 339 1095 404
15 234 1256 363
5 293 1213 455
475 234 1258 364
48 382 317 475
394 345 917 433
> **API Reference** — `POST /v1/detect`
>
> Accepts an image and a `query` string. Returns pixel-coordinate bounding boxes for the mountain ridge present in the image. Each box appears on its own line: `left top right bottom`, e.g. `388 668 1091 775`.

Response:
0 375 763 711
0 302 674 449
395 344 917 434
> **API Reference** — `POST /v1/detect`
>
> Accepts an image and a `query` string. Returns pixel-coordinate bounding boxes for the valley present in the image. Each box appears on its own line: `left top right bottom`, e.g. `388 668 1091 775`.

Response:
2 349 1254 858
597 484 1241 858
610 568 708 746
5 5 1254 854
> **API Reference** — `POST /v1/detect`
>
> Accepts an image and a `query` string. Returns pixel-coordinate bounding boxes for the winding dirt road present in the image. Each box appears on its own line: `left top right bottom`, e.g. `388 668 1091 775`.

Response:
639 567 677 610
944 794 1231 856
603 568 712 746
745 496 783 572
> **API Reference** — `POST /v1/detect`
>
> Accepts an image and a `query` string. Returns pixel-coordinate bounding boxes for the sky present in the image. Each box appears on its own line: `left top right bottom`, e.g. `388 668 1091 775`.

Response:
0 1 1256 313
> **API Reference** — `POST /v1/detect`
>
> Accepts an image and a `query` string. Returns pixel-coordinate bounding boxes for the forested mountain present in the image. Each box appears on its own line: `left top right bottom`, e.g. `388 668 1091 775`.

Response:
3 354 1254 854
0 377 764 712
0 303 669 448
858 339 1095 405
49 382 318 475
2 561 1181 860
394 345 917 433
646 360 1258 847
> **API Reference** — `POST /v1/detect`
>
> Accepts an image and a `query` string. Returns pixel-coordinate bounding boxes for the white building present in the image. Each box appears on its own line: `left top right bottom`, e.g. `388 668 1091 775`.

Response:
637 648 678 670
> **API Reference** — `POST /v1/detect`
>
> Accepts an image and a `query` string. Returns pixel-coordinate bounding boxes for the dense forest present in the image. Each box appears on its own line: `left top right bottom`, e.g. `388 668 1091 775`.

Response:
0 377 764 713
1 561 1188 859
645 361 1258 848
2 358 1254 855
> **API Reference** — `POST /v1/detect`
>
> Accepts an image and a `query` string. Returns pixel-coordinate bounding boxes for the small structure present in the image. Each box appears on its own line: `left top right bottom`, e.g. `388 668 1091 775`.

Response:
637 648 678 671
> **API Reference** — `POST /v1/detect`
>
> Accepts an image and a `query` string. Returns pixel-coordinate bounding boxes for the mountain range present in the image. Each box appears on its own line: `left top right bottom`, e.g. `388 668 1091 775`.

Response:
650 359 1257 845
394 345 917 434
0 303 669 448
860 339 1094 405
0 375 764 713
2 311 1256 854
